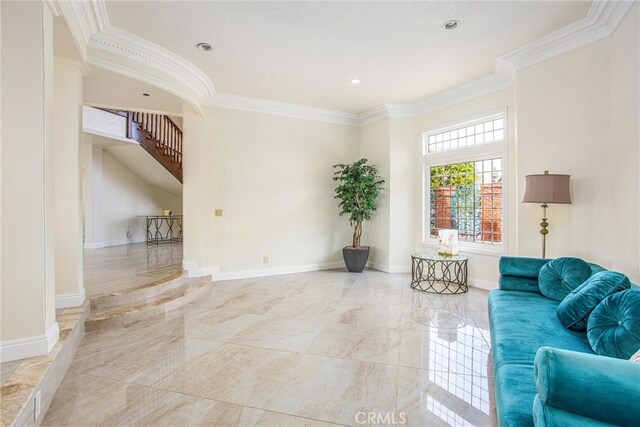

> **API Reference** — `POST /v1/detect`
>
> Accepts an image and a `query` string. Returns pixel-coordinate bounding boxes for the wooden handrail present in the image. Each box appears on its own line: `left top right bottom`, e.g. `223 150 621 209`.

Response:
98 108 184 183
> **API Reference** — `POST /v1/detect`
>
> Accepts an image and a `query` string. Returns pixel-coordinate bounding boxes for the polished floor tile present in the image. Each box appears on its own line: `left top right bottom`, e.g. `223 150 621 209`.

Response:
308 323 400 365
42 370 264 427
399 324 490 377
268 355 398 426
44 245 495 426
256 410 346 426
397 366 493 427
84 243 183 297
152 343 303 408
72 332 221 386
229 317 324 353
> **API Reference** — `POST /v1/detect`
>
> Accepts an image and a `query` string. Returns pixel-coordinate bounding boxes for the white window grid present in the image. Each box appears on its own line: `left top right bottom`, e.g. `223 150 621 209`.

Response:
424 115 504 155
421 110 507 253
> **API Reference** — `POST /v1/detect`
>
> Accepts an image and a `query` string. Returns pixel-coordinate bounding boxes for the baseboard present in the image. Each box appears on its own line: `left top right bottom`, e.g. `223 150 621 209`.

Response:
55 289 86 309
212 261 345 281
183 260 220 278
0 323 60 363
84 238 145 249
366 261 410 273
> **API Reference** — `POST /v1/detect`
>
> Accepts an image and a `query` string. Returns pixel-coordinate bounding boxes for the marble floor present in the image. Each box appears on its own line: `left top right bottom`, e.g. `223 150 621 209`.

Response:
44 261 495 426
84 243 183 296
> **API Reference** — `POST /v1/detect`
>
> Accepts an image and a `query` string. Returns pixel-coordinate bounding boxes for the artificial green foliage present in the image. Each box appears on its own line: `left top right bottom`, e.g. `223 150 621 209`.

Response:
430 162 475 187
332 159 385 248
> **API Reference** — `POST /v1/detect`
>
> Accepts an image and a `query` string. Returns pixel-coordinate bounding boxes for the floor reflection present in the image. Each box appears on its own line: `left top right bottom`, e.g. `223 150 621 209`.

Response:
147 243 182 271
45 264 495 426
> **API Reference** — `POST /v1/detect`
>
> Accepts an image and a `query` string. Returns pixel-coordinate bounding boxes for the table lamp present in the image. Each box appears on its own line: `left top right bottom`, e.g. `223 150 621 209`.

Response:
522 170 571 258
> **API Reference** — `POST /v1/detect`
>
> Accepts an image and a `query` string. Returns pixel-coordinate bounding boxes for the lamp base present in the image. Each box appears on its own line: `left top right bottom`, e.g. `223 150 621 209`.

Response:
540 203 548 258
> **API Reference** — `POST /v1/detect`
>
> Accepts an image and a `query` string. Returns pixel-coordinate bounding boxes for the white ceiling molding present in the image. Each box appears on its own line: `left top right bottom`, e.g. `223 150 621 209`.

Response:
66 0 630 125
88 26 215 115
362 0 633 125
207 0 631 127
47 0 109 62
54 56 91 76
500 0 634 70
207 93 361 127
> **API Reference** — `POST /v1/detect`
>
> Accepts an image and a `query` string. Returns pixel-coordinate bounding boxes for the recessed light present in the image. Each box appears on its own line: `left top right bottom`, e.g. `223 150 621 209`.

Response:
196 42 213 52
350 79 361 84
443 20 460 30
142 93 150 97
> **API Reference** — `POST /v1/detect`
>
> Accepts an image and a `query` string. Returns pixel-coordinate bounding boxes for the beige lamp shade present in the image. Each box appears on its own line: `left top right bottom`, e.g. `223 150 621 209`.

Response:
522 172 571 204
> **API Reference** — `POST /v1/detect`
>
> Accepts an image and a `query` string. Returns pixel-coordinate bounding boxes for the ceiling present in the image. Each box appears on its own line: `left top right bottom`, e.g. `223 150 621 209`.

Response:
105 1 592 114
84 67 186 115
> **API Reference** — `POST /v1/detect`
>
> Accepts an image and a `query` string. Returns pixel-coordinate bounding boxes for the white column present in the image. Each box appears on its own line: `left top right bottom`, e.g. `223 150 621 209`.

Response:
53 58 85 308
0 1 58 362
182 110 209 276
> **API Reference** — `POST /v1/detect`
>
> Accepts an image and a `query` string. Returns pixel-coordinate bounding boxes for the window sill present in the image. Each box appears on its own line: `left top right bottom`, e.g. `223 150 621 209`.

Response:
420 242 503 257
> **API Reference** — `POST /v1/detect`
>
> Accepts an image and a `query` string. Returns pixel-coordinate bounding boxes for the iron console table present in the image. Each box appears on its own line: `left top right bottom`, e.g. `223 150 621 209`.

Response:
410 253 469 294
144 215 182 244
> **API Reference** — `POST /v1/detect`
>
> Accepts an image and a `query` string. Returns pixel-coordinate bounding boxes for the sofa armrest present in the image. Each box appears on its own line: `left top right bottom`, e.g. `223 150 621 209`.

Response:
534 347 640 426
499 256 549 278
533 395 616 427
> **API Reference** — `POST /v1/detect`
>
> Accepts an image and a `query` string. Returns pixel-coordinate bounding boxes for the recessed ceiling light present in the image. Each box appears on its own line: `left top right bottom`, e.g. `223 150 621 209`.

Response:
142 93 150 97
196 42 213 52
443 20 460 30
350 79 361 84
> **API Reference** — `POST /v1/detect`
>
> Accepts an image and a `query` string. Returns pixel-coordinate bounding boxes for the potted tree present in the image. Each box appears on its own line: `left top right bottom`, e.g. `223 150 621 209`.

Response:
332 158 385 272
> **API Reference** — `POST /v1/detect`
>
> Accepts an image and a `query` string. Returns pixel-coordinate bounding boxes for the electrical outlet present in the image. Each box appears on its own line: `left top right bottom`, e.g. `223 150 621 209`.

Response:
214 209 223 217
263 256 269 264
34 390 41 421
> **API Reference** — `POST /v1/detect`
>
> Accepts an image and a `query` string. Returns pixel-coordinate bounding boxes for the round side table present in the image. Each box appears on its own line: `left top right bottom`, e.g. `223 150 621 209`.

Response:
411 253 469 294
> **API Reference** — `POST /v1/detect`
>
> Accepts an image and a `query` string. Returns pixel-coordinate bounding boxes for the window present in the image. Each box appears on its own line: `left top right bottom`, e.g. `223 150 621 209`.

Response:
423 111 506 250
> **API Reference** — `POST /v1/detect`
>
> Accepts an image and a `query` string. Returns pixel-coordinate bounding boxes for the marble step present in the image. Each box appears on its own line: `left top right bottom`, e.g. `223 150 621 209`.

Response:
90 271 186 309
85 277 212 332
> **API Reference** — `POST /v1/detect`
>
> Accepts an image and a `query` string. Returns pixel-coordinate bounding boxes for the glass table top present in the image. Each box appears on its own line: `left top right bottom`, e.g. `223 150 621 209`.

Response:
411 252 469 261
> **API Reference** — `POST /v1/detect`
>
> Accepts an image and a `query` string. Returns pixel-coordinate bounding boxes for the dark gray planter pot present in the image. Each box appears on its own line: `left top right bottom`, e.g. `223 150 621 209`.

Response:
342 246 370 273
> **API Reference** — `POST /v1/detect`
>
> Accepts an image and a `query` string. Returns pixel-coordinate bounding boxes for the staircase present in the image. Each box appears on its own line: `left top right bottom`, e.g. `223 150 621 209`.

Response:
85 273 211 331
101 109 183 183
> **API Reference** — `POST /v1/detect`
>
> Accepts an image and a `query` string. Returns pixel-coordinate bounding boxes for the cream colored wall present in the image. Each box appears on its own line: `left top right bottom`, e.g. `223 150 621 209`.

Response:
360 119 391 268
1 1 58 356
389 117 418 269
413 88 517 288
516 4 639 282
183 107 359 277
83 143 182 248
53 59 84 306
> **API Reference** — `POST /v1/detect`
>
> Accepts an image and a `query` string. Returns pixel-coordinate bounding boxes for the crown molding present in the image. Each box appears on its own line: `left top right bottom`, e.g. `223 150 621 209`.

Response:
49 0 109 62
75 0 631 125
356 0 633 125
207 0 631 127
206 93 361 127
54 56 91 76
88 26 214 115
500 0 634 71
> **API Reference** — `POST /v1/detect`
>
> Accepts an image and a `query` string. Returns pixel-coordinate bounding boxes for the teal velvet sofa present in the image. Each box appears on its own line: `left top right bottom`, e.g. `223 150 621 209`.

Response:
488 256 640 427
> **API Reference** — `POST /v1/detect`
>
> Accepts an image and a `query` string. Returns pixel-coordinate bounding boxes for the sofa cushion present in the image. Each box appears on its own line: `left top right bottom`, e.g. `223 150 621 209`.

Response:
556 271 631 331
489 290 593 371
539 257 592 301
494 364 536 427
587 289 640 359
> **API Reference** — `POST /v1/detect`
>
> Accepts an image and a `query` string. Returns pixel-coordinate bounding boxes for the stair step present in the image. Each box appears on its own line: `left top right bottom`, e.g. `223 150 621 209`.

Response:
90 271 186 310
85 277 212 332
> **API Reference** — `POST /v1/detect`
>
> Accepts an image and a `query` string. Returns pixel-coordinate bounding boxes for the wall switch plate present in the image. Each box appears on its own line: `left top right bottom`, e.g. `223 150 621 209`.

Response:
34 390 42 421
214 209 223 217
263 256 269 264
